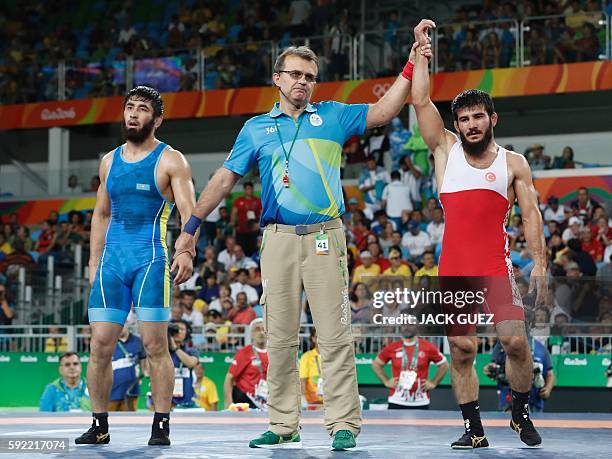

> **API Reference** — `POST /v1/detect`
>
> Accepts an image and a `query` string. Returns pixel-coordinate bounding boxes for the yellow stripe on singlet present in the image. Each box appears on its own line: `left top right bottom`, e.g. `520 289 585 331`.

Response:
159 201 173 307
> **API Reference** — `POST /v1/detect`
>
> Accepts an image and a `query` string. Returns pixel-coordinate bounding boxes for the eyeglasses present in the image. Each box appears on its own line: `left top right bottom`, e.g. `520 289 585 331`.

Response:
389 257 400 260
278 70 318 83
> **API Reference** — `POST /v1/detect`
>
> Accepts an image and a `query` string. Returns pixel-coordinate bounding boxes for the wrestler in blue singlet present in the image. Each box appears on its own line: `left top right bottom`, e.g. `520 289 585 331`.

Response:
89 142 174 324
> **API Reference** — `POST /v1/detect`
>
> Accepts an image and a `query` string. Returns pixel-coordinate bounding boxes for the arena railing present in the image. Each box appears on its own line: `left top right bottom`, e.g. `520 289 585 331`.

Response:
0 323 608 356
8 11 611 104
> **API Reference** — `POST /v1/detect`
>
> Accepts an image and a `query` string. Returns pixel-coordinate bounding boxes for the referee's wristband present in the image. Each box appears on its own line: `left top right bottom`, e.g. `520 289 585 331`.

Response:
183 215 202 235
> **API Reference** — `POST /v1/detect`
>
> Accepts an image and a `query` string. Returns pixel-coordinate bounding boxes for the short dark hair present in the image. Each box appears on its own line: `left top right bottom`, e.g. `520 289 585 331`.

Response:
451 89 495 121
243 181 254 189
391 170 401 180
124 86 164 118
180 290 196 298
274 46 319 73
59 352 80 364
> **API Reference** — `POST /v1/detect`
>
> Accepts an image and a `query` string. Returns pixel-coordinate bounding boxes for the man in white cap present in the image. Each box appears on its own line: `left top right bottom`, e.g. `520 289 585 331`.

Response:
352 251 381 284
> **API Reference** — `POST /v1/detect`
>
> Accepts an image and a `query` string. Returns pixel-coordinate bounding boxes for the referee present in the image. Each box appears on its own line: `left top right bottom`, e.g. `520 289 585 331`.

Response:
175 20 433 451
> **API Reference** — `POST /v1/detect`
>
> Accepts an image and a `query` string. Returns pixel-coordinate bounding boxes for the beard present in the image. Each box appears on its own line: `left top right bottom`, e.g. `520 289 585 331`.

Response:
459 122 493 158
122 118 155 144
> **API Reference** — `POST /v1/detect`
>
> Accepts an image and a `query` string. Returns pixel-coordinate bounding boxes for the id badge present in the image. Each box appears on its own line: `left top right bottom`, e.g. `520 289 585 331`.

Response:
255 379 268 400
398 370 417 392
173 377 184 398
316 377 325 397
315 233 329 255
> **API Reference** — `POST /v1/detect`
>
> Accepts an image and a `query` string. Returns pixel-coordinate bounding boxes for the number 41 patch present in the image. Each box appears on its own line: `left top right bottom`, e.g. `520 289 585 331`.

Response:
315 233 329 255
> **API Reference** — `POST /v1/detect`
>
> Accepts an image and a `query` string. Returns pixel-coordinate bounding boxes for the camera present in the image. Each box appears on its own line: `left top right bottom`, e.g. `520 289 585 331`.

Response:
168 322 181 337
533 365 545 389
487 363 508 385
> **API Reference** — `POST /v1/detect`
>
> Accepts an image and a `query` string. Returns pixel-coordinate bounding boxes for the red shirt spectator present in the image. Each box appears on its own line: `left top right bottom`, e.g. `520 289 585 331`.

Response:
229 344 268 396
230 306 256 325
231 182 262 234
376 337 446 407
35 221 56 254
581 227 603 262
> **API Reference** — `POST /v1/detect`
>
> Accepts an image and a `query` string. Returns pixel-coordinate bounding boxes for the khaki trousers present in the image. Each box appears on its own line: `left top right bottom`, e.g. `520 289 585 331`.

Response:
260 220 361 437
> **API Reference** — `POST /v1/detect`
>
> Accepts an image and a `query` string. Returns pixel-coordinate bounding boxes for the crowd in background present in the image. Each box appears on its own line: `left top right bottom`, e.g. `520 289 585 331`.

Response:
0 118 610 356
2 0 612 103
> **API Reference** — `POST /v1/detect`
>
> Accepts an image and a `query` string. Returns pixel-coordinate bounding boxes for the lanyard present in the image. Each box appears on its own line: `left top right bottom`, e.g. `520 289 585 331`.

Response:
251 346 264 375
117 339 130 359
274 114 304 188
401 339 419 371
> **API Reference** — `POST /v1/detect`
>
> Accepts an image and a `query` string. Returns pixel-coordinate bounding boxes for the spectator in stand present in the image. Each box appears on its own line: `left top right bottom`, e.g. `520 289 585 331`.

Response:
231 182 262 256
350 282 372 324
35 220 57 256
576 23 600 62
379 222 396 253
39 352 91 412
118 19 137 49
562 216 583 242
459 29 482 70
402 221 432 263
370 210 396 236
229 292 257 325
224 318 268 409
109 323 147 411
232 244 258 271
525 144 551 170
567 239 597 276
198 273 220 305
399 154 423 210
352 251 381 285
372 325 448 409
194 363 219 411
426 207 445 247
299 327 324 407
208 284 232 314
89 175 101 192
359 157 390 220
289 0 311 37
367 241 391 272
230 269 259 305
0 240 35 273
180 290 204 327
45 326 69 353
552 147 576 169
594 216 612 248
0 284 14 329
414 251 439 278
388 118 411 170
217 236 237 272
201 246 223 279
362 127 389 166
481 32 501 68
544 196 566 223
67 174 83 194
327 11 351 81
0 234 11 256
167 15 186 49
527 29 548 65
383 248 412 278
215 207 234 250
571 187 601 221
381 171 413 229
580 227 603 263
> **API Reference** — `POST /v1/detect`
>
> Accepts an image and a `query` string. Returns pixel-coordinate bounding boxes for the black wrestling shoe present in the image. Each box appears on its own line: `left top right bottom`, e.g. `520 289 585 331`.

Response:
148 416 171 446
451 432 489 449
74 419 110 445
510 417 542 447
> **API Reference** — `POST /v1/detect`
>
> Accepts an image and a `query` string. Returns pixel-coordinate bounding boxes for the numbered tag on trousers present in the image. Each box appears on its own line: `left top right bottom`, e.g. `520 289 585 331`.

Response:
315 233 329 255
173 377 184 398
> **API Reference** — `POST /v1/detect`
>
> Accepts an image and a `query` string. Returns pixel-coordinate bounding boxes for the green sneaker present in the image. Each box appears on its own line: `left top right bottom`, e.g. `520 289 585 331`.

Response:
248 430 302 449
331 430 356 451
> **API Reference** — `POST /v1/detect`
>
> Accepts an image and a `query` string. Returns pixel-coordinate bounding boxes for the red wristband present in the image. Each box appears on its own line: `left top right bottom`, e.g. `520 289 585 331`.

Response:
401 60 414 81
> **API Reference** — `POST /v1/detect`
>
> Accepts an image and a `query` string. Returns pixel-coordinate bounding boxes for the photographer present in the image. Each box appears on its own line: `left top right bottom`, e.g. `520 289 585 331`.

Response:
168 320 199 409
484 337 554 412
